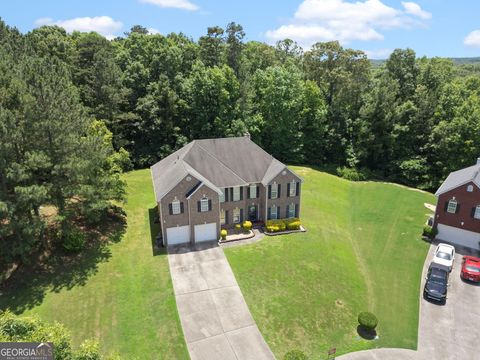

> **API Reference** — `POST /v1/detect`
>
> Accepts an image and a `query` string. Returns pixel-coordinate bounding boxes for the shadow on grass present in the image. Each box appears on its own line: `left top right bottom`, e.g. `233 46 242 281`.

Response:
149 206 166 257
0 207 127 314
357 325 377 340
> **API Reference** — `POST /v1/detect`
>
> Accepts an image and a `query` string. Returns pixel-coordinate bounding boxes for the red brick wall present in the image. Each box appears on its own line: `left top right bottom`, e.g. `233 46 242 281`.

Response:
435 181 480 232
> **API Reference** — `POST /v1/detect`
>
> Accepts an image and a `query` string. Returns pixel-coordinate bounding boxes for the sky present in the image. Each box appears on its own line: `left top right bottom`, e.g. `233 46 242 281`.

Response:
2 0 480 59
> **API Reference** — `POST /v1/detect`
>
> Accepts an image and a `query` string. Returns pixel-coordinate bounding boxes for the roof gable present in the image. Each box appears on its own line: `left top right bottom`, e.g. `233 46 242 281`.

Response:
435 164 480 196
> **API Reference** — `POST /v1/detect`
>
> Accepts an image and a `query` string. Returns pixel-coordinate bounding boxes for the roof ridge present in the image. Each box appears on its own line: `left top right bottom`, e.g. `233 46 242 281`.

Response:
192 141 249 184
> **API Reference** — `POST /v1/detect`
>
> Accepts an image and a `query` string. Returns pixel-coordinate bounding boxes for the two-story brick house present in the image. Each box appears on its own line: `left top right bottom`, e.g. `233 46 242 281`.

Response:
433 159 480 249
151 136 303 246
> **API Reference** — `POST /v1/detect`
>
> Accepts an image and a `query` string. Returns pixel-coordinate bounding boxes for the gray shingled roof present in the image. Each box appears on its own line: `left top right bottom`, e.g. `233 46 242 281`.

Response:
435 164 480 196
151 136 293 201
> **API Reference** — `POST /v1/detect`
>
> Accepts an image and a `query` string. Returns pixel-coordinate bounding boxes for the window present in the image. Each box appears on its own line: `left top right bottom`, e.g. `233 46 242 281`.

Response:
475 205 480 219
233 208 240 223
233 186 240 201
447 199 457 214
288 203 296 218
220 209 226 225
289 181 296 197
200 198 209 212
271 183 278 199
249 184 257 199
219 190 225 203
171 200 181 215
468 185 474 192
271 205 277 219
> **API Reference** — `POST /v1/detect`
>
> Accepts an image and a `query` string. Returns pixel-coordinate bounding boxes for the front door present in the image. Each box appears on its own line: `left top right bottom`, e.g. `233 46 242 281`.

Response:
248 205 257 221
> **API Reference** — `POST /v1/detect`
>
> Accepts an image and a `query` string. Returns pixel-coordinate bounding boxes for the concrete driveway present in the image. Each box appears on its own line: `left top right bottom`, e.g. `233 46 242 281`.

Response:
417 242 480 360
339 242 480 360
168 242 275 360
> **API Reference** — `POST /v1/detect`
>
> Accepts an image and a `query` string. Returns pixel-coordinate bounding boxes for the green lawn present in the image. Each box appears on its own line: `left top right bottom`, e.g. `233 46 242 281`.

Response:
224 166 435 358
0 169 188 359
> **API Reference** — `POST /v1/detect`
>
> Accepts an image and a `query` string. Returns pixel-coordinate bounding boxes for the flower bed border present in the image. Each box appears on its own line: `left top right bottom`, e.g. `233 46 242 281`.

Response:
264 225 306 236
218 229 255 244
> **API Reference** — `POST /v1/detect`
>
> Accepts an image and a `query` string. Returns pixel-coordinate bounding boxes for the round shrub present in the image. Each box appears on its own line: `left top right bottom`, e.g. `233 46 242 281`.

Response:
242 220 252 231
423 225 437 240
358 312 378 330
220 229 227 240
62 228 86 253
284 349 308 360
235 224 242 232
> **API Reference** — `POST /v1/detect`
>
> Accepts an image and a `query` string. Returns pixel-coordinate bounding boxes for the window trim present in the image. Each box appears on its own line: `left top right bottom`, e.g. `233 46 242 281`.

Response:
200 198 209 212
249 184 257 199
474 205 480 220
289 180 296 197
447 199 457 214
271 183 278 199
233 186 240 201
233 207 240 223
172 200 181 215
271 205 277 219
288 203 295 218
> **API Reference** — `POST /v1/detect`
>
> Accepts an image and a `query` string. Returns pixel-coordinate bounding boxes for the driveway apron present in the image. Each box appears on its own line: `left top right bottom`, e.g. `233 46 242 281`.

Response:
168 241 275 360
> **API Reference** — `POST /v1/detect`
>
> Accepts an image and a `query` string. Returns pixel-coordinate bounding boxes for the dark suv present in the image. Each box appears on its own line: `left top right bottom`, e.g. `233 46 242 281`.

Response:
424 263 449 303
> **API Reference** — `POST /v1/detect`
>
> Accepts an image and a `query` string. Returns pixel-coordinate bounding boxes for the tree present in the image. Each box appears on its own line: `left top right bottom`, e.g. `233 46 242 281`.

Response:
199 26 225 67
225 22 245 75
0 310 113 360
386 48 418 101
253 64 305 163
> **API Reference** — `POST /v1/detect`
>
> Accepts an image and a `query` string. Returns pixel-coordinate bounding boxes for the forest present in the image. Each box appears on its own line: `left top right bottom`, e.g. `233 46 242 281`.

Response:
2 18 480 265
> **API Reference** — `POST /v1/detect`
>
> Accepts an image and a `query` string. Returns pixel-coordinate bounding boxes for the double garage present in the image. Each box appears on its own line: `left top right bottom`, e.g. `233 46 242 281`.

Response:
165 222 218 246
436 224 480 250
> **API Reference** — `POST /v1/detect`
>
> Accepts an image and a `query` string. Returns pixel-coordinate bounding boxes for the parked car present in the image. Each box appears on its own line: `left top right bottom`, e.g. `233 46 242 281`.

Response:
460 256 480 282
432 243 456 271
424 263 450 303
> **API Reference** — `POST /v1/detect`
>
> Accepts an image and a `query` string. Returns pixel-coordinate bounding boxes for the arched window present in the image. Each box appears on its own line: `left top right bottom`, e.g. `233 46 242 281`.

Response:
467 185 474 192
447 199 457 214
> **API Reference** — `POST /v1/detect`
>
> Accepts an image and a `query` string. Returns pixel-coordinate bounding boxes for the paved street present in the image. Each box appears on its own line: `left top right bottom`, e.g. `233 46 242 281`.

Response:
339 242 480 360
168 242 275 360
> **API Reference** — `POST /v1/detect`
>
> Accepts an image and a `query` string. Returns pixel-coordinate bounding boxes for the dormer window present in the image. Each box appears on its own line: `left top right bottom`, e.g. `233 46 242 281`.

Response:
467 185 474 192
447 199 457 214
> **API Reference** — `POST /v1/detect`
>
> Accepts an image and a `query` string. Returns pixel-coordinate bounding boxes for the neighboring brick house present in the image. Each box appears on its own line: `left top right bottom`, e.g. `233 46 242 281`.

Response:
433 160 480 249
151 135 303 246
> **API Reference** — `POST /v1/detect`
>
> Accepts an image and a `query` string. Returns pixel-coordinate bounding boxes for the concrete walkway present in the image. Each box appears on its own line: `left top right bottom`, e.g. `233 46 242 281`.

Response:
168 241 275 360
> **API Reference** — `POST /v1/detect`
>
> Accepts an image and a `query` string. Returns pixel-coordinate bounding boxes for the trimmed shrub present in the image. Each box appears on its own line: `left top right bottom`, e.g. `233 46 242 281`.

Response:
220 229 227 240
284 349 308 360
266 219 301 232
235 224 242 232
423 225 437 239
62 228 86 253
336 166 366 181
242 220 253 231
284 218 301 230
358 312 378 331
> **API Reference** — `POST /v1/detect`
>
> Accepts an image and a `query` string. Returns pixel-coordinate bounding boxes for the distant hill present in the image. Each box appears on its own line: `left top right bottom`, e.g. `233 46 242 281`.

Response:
370 57 480 67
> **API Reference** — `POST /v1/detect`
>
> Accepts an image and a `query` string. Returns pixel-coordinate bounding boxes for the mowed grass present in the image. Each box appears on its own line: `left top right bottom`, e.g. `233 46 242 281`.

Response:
1 169 188 359
224 166 435 358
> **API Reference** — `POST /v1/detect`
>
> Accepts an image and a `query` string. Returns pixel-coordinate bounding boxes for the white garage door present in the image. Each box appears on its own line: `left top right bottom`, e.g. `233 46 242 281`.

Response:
166 225 190 245
437 224 480 250
194 223 217 243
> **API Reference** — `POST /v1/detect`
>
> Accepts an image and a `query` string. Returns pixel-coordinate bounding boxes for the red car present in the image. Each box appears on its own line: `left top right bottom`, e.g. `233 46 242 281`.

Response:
460 256 480 282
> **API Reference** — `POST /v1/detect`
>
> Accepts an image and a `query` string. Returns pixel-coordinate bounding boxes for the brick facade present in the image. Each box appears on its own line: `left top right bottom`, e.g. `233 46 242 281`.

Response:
435 181 480 233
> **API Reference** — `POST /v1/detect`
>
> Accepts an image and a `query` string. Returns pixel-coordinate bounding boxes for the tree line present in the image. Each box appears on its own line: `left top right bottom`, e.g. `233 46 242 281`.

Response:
2 18 480 264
